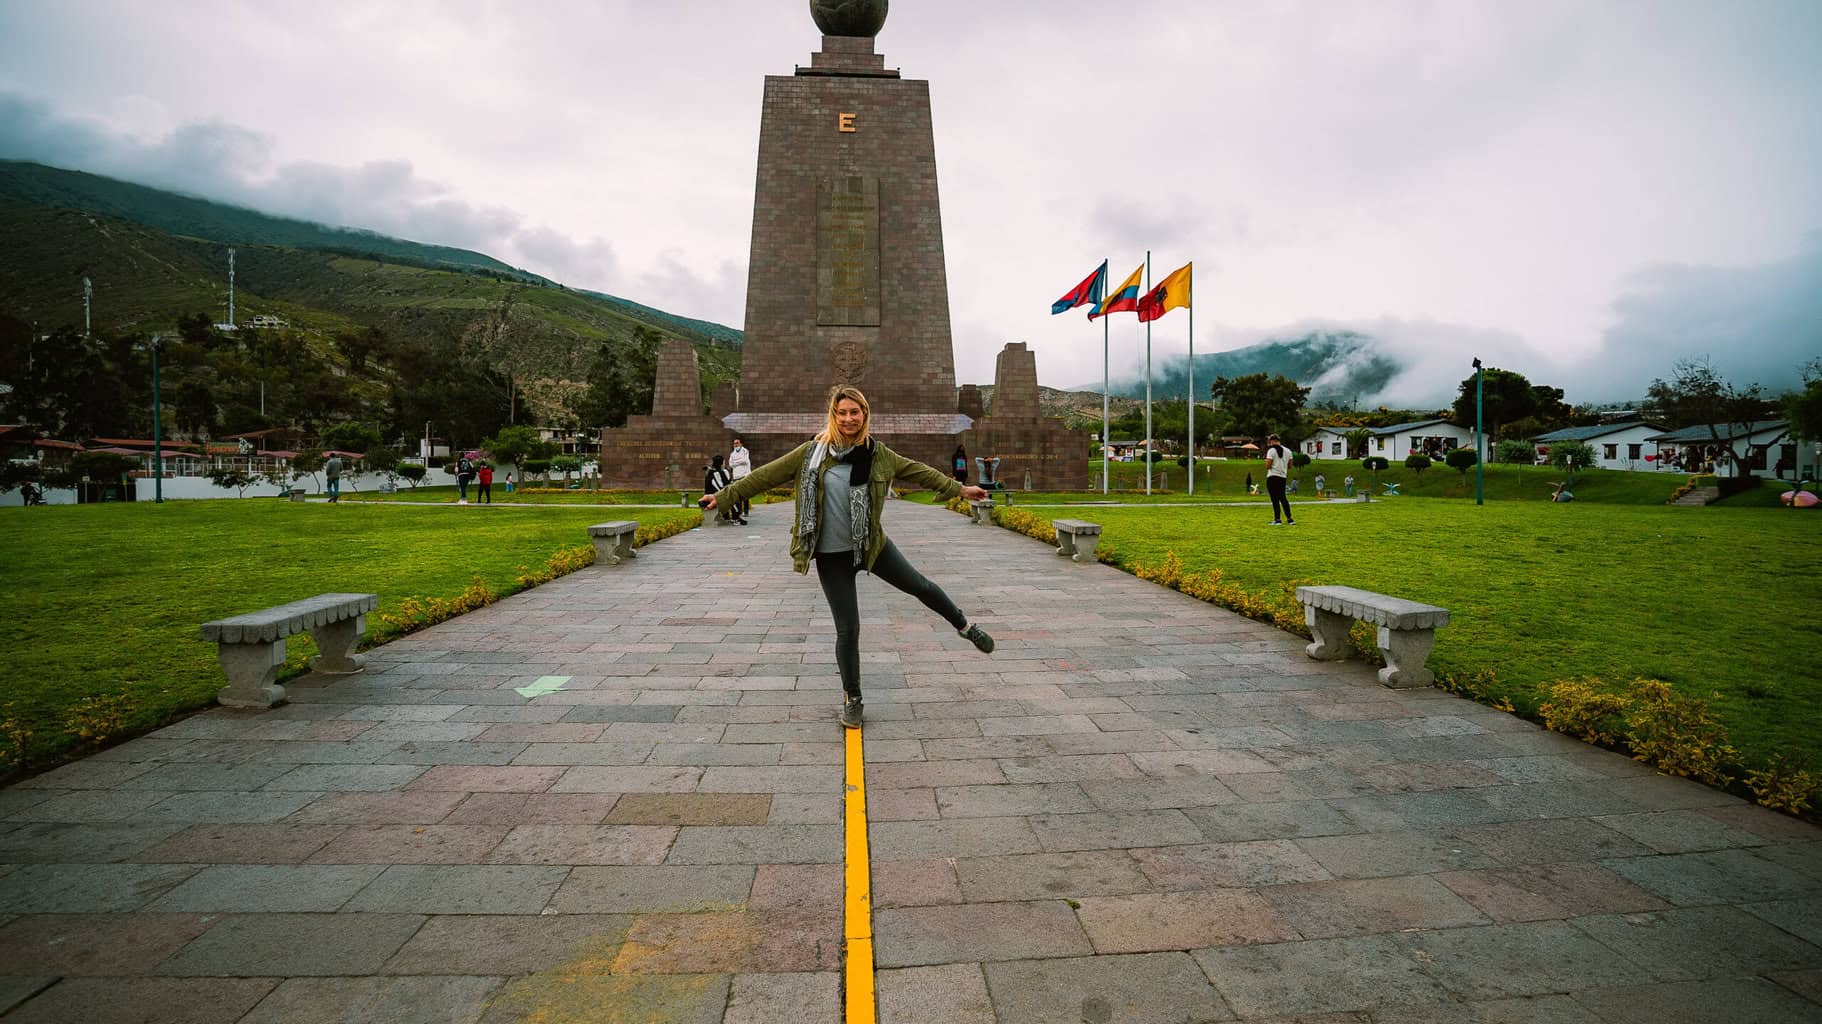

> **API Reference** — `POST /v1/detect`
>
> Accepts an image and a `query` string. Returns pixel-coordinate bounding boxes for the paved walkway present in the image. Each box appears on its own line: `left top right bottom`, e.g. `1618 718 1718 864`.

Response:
3 500 1819 1023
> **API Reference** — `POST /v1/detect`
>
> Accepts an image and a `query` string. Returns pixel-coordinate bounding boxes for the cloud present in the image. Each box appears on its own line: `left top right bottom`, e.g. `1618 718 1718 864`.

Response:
1577 235 1822 400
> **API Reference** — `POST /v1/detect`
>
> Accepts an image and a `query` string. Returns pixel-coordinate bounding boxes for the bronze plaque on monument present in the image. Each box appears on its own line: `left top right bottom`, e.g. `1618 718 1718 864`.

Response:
816 176 881 327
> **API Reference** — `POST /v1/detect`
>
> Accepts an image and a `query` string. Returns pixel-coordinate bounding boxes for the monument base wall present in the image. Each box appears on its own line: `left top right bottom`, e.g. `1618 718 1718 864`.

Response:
961 418 1089 491
598 416 734 492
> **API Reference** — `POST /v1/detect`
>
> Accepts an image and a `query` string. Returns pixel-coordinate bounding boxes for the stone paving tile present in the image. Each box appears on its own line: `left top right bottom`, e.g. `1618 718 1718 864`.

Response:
1570 976 1821 1024
870 816 1044 860
262 763 426 791
1569 904 1822 979
378 740 529 765
867 787 940 821
1263 875 1490 938
866 758 1007 790
724 971 839 1024
548 765 704 793
934 782 1095 818
406 764 567 791
1296 829 1500 879
1434 861 1671 922
1372 995 1605 1023
117 761 295 791
877 962 995 1024
135 790 325 824
1075 890 1298 953
605 792 771 825
476 974 729 1024
1000 752 1148 784
1604 847 1822 906
984 952 1234 1023
485 823 675 864
1449 817 1652 865
1183 799 1379 843
765 792 841 825
1131 839 1334 890
10 789 177 822
611 909 838 973
385 913 631 974
146 863 386 912
873 858 964 908
648 742 783 765
1195 934 1455 1017
442 792 619 824
1743 895 1822 946
0 912 217 974
306 824 509 864
2 977 278 1024
547 865 753 913
1029 809 1207 852
0 821 187 863
953 849 1152 902
1394 920 1649 999
128 822 346 863
874 900 1093 967
665 824 841 864
749 862 842 912
0 978 56 1016
239 975 502 1024
283 790 469 824
1587 809 1765 855
0 863 199 913
15 760 158 789
157 912 426 975
343 864 569 913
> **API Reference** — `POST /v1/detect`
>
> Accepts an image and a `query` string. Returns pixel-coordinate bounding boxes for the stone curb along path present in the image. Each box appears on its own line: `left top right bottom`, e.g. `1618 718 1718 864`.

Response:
1 499 1819 1024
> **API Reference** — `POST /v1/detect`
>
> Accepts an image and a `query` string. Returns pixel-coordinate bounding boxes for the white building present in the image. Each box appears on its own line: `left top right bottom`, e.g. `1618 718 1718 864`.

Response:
1648 420 1803 480
1305 419 1484 462
1531 422 1668 472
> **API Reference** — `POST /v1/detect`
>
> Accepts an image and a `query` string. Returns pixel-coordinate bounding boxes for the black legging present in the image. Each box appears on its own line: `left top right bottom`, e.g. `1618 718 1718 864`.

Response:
815 538 967 701
1267 475 1293 522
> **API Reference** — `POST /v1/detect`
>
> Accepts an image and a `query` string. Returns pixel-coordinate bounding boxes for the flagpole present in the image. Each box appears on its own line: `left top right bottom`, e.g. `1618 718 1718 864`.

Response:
1101 263 1110 495
1187 266 1195 496
1144 250 1152 496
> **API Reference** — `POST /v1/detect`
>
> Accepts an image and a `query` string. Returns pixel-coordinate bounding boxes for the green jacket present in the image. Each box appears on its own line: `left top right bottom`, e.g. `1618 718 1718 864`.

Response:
716 440 964 574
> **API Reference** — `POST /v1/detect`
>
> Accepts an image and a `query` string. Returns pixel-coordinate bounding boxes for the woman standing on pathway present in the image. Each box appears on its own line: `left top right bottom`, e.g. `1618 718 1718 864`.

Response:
702 386 996 728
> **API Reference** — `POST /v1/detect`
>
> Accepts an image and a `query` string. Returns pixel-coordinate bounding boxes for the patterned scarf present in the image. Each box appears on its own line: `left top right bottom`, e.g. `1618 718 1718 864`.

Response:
797 438 873 568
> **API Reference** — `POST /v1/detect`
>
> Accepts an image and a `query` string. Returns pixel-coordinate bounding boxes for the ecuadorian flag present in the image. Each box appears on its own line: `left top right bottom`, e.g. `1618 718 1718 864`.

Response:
1137 262 1191 323
1051 260 1107 315
1089 263 1145 321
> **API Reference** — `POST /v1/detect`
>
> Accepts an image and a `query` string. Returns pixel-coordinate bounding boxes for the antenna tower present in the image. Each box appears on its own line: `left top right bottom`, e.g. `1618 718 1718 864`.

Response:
83 277 92 336
227 248 236 328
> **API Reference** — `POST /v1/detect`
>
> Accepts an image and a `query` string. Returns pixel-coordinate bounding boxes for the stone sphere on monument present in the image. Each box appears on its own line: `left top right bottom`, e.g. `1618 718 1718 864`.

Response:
809 0 887 37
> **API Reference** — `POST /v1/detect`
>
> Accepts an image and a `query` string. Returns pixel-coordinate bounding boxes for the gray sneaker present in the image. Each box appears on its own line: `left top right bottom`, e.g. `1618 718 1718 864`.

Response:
959 623 995 654
839 700 864 729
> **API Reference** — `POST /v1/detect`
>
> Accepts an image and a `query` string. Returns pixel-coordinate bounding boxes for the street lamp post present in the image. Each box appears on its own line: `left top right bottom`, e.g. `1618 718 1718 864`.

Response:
1472 357 1484 506
151 334 164 503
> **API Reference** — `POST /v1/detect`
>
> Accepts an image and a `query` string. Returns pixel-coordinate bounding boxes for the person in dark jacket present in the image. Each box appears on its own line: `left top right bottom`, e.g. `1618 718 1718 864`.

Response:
704 455 731 520
703 386 995 729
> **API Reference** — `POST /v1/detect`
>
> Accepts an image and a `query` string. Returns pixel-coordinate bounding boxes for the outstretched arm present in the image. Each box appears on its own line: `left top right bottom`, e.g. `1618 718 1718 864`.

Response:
893 456 979 501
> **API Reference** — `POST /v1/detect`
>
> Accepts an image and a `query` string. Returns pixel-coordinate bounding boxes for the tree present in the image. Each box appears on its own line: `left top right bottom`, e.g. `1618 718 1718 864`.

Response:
1645 358 1776 477
574 327 665 429
481 424 552 474
1451 367 1538 442
205 465 256 497
1404 453 1431 477
1550 440 1596 485
1495 439 1534 464
1210 373 1311 441
1345 427 1372 459
397 463 427 489
1785 359 1822 469
522 457 553 484
551 454 583 486
1445 448 1478 479
67 451 139 502
319 422 384 455
291 449 325 492
365 445 403 487
1291 451 1311 469
0 460 44 494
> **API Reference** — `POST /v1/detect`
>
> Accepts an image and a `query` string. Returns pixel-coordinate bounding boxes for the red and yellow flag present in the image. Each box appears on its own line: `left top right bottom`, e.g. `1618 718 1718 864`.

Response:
1137 262 1191 323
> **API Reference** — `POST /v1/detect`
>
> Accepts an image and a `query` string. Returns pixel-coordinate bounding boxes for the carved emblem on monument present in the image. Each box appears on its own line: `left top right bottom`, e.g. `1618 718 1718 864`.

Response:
831 341 868 384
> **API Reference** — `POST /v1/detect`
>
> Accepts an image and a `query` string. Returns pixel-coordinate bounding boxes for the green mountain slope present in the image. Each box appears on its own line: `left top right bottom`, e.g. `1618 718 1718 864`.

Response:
0 160 743 352
1085 331 1399 404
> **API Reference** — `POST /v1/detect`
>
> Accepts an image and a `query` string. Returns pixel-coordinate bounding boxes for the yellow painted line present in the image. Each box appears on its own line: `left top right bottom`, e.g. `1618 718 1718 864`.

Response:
843 725 876 1023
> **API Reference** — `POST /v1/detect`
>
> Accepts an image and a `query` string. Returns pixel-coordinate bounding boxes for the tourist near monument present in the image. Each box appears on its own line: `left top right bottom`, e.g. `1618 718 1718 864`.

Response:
701 384 995 728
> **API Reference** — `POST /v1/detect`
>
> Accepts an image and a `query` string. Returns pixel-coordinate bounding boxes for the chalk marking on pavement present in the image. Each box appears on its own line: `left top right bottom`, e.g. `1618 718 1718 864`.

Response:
513 675 570 698
844 725 876 1023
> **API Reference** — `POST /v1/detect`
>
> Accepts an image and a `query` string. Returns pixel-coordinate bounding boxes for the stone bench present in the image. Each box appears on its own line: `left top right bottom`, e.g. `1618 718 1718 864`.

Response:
968 498 994 525
201 593 377 708
1051 518 1103 563
1295 584 1450 688
588 521 639 565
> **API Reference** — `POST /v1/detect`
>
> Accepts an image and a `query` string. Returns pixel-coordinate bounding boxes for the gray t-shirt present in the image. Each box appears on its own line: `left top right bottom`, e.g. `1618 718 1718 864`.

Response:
816 460 855 554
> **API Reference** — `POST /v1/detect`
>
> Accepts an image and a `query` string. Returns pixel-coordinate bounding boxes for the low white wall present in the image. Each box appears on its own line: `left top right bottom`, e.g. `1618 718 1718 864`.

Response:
0 486 79 506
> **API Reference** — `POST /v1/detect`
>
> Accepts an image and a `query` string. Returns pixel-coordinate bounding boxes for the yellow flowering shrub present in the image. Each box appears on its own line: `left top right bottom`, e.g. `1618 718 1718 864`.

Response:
1623 677 1736 785
1539 677 1630 745
62 693 135 748
0 703 32 773
1744 757 1818 815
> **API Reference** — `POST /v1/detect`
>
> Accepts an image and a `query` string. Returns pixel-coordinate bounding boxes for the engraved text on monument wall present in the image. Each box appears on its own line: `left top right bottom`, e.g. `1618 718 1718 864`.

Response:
816 176 881 326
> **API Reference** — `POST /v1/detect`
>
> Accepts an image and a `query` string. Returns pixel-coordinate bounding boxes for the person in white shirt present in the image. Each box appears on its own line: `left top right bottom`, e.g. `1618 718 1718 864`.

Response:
1263 433 1295 525
727 437 753 525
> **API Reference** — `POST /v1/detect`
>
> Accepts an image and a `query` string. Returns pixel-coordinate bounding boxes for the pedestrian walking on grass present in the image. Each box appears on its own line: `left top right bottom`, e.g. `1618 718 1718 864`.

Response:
701 386 996 729
324 453 343 503
455 453 475 504
728 438 752 525
1264 433 1295 525
477 462 494 504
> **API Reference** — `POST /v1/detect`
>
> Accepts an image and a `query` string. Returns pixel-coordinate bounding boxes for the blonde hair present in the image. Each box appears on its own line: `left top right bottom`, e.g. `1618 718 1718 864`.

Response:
816 385 872 446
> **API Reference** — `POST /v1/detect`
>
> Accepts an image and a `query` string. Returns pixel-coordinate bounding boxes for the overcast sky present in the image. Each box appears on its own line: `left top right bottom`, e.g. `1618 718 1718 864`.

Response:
2 0 1818 403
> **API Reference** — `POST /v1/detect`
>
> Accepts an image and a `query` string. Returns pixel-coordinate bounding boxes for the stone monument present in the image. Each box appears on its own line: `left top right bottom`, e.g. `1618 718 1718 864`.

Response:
596 338 727 490
960 343 1088 490
599 0 1087 489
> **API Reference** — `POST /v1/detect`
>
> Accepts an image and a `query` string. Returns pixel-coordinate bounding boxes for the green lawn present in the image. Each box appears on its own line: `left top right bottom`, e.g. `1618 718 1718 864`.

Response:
341 484 694 506
1030 500 1822 768
0 500 699 772
1071 459 1690 504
